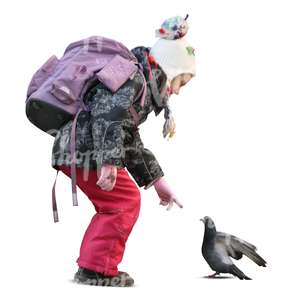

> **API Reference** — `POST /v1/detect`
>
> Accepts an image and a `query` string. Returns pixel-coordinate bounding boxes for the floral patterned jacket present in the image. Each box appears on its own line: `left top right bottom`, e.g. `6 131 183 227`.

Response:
51 46 169 189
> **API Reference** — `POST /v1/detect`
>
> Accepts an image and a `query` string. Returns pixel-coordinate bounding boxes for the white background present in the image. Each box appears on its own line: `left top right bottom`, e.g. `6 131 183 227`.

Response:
0 0 284 298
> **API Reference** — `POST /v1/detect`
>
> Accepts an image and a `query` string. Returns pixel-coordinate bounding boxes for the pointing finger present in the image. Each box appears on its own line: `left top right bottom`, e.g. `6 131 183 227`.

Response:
174 198 183 209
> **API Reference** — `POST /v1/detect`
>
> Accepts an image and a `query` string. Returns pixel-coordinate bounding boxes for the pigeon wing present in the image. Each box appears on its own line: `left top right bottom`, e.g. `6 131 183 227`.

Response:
216 232 267 266
215 232 244 260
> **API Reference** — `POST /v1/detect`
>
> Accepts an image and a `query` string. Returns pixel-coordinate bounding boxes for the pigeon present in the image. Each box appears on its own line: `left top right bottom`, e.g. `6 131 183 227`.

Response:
200 216 267 280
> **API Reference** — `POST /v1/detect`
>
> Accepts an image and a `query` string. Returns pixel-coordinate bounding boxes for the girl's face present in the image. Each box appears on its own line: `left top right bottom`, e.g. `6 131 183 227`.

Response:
170 73 192 95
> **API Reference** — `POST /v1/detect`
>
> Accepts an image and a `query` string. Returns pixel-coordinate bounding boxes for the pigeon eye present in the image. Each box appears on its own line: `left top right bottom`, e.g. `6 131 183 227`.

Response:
172 25 178 31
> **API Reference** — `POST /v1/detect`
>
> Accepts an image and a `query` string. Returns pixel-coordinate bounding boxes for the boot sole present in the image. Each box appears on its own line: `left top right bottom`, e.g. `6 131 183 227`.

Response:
74 272 134 287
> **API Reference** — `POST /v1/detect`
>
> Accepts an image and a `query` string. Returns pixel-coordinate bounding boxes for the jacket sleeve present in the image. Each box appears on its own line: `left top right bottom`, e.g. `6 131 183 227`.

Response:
123 128 164 189
89 71 143 169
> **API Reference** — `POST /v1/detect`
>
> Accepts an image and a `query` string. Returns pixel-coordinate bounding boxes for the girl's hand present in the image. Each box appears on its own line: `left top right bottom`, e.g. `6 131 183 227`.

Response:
96 164 117 191
153 177 183 210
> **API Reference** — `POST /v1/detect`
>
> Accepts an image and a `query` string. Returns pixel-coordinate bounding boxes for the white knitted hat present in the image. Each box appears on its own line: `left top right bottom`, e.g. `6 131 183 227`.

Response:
149 37 196 83
150 15 196 139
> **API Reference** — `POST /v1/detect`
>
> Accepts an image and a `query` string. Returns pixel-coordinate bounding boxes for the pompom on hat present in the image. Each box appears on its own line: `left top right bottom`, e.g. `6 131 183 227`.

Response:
150 14 196 139
155 14 189 40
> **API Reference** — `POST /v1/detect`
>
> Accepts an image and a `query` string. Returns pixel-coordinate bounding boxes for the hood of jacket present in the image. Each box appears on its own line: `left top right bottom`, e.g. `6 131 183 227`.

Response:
131 46 168 116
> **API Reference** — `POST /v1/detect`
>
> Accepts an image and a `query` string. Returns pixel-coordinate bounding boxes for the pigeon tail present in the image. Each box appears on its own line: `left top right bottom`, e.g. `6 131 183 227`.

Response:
229 264 252 280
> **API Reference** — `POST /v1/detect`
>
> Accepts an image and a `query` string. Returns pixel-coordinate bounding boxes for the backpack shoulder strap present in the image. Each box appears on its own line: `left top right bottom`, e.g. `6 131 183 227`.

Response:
52 169 60 222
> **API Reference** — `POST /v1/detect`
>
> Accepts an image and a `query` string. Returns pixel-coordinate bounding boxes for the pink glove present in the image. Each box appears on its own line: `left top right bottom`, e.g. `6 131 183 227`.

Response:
96 164 117 191
153 177 183 210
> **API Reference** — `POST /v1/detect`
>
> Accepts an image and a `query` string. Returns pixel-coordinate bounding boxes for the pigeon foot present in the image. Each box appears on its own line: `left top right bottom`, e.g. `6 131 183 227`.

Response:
207 272 219 278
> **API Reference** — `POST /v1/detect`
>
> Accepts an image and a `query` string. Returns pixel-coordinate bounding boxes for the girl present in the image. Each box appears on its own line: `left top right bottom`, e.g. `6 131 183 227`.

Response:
51 15 196 287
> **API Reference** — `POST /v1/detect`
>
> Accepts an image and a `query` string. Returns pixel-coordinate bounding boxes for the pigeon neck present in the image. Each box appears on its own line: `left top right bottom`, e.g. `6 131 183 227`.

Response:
203 226 216 242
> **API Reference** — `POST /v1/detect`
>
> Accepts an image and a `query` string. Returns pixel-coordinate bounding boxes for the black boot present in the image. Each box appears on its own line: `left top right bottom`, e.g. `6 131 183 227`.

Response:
74 267 135 287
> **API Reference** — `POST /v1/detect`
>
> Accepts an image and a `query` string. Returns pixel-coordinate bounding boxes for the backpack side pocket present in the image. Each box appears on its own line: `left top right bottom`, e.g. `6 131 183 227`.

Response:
27 55 59 98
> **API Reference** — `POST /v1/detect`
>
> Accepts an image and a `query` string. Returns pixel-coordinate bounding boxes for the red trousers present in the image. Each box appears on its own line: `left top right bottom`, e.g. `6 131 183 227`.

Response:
58 165 141 276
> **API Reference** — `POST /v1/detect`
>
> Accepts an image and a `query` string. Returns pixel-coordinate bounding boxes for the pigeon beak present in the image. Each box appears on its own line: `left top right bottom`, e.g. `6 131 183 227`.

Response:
200 218 205 223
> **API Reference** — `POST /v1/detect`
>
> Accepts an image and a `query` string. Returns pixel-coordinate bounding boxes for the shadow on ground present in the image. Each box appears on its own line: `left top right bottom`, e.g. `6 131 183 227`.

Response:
200 275 234 279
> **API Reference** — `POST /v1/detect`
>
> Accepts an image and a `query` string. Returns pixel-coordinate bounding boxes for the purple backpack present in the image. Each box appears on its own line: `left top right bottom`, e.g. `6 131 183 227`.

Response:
25 36 146 222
